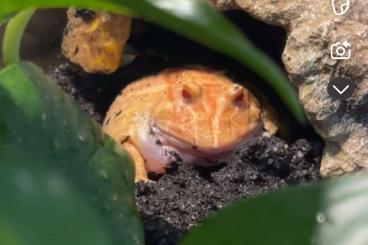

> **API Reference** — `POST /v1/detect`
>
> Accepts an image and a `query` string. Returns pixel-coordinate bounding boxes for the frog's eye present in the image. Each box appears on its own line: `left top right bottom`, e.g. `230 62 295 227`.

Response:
181 82 202 101
229 85 245 104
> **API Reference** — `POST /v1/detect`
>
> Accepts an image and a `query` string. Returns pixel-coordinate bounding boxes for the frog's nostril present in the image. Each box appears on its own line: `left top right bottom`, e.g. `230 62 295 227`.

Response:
234 92 244 103
229 85 245 104
181 82 202 101
182 89 191 99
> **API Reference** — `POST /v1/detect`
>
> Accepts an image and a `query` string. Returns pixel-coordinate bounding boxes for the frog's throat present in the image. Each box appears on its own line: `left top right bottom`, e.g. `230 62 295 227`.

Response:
134 118 262 174
151 119 262 155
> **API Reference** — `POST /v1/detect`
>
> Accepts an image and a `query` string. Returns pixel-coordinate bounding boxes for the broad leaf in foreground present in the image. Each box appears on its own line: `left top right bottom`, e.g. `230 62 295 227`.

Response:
0 0 305 122
0 62 144 245
182 174 368 245
0 165 113 245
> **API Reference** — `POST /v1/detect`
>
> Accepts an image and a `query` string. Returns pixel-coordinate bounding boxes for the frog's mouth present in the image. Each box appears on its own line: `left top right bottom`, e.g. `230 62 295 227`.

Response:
136 119 262 174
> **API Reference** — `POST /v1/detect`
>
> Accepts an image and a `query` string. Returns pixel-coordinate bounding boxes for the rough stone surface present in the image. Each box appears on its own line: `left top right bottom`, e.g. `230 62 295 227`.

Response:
210 0 368 176
62 8 131 74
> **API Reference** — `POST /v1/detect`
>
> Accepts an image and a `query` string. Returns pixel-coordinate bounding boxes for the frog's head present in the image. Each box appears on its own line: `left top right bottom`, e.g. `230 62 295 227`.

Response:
151 68 261 154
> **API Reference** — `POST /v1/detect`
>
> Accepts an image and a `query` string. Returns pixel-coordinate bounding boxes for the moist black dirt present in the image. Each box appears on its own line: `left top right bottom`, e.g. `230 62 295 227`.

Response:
136 137 321 245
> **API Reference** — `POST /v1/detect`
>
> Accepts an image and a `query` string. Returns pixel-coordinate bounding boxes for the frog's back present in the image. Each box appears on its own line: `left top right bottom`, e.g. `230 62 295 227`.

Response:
103 75 167 143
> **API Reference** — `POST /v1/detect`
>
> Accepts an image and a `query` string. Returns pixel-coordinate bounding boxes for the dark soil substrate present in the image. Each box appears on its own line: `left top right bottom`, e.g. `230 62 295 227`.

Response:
45 10 324 245
135 137 321 245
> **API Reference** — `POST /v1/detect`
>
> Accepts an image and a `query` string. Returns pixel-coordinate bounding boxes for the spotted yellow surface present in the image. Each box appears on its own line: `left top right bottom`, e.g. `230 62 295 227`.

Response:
62 8 131 74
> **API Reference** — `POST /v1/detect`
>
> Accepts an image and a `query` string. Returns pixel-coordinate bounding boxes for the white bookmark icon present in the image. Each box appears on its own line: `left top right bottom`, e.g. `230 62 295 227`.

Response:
332 0 351 16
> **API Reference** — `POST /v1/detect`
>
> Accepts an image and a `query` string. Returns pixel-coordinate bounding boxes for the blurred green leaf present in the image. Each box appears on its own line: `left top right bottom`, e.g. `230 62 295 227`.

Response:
3 9 35 65
182 174 368 245
0 0 305 122
0 62 144 245
0 165 112 245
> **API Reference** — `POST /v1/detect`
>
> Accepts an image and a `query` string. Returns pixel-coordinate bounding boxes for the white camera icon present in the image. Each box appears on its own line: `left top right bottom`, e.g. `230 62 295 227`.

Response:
331 41 351 60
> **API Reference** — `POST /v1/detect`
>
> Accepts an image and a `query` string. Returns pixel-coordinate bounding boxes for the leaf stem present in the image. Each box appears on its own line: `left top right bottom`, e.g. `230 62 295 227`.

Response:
2 9 35 66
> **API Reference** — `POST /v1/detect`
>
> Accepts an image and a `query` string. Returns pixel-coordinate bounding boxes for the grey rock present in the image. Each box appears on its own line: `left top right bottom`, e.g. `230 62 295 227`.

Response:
210 0 368 176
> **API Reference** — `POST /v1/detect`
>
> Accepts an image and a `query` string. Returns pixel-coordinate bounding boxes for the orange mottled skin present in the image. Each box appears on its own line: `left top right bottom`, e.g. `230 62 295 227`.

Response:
103 68 262 181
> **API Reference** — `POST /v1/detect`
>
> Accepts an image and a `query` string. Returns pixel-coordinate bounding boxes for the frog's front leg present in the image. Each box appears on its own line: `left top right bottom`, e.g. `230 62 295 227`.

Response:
122 141 148 182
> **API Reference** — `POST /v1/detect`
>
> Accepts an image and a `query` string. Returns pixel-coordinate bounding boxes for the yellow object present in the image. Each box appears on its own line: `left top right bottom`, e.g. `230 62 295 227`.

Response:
62 8 131 74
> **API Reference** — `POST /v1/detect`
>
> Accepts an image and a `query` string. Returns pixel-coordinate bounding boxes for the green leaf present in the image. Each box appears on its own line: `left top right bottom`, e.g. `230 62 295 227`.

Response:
0 0 305 122
3 9 35 65
0 165 112 245
0 62 144 245
182 174 368 245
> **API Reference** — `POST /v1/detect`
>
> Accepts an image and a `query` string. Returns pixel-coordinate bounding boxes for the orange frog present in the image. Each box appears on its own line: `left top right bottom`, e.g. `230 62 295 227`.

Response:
103 68 266 181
